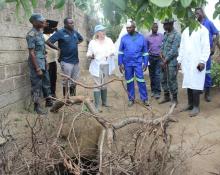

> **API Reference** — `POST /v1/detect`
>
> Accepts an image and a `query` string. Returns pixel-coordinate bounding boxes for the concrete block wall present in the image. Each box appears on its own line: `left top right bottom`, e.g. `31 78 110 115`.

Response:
0 1 91 110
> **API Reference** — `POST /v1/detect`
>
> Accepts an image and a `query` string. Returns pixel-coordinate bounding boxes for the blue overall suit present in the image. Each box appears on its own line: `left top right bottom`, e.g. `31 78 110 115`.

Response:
202 18 219 88
118 32 149 102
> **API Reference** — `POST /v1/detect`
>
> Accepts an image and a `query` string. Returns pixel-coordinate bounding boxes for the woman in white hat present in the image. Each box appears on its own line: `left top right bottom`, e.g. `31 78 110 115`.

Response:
87 25 115 111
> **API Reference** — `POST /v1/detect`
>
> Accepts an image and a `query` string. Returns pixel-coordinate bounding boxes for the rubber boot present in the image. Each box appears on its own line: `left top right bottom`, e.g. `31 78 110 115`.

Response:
190 90 200 117
94 91 101 111
70 85 76 96
63 87 66 98
180 89 193 112
101 89 110 107
128 100 134 107
204 87 211 102
45 97 53 107
34 103 47 115
159 92 171 104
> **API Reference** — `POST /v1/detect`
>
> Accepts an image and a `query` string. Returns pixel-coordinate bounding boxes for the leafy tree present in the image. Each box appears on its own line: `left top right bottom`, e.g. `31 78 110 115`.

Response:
102 0 208 30
0 0 219 30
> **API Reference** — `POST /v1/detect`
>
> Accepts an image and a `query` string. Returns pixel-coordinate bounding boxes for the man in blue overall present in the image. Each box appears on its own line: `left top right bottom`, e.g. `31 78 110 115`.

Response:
195 8 219 102
118 21 149 107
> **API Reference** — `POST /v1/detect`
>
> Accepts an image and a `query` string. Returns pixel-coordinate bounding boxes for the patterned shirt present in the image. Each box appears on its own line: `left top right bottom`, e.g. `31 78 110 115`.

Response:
26 27 46 70
161 29 181 66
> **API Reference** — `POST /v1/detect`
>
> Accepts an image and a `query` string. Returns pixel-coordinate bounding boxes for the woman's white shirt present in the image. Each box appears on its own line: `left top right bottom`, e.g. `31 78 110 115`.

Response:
87 37 115 77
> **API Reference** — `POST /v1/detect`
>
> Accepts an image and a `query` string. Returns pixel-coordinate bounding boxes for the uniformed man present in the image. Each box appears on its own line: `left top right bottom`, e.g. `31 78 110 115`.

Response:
160 19 181 105
118 21 149 107
26 13 53 115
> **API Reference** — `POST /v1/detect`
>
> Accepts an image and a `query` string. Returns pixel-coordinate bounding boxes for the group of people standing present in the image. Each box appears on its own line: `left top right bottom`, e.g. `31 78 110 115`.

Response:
146 8 219 117
26 14 83 115
26 7 219 117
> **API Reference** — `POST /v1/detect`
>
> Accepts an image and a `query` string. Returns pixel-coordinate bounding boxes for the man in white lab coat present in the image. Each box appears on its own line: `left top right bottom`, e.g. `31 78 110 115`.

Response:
177 25 210 117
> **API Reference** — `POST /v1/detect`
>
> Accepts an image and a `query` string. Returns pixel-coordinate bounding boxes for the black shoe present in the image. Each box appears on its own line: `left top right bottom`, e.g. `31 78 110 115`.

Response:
180 105 193 112
45 97 53 107
159 93 171 104
143 100 150 106
189 107 199 117
154 94 160 100
204 87 211 102
189 90 200 117
34 103 47 115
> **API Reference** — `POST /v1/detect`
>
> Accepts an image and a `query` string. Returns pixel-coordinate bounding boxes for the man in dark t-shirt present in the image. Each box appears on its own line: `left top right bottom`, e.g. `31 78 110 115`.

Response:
46 17 83 97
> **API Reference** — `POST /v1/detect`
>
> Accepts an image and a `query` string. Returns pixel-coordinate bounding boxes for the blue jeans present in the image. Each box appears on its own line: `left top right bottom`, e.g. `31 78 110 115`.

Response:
149 56 161 95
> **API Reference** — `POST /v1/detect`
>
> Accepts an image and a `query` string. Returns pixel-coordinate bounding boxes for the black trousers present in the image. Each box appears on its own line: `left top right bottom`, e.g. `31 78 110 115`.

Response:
48 61 57 96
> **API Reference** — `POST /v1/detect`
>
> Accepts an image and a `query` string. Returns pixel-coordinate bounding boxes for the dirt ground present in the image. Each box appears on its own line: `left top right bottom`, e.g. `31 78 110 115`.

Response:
3 70 220 175
83 70 220 175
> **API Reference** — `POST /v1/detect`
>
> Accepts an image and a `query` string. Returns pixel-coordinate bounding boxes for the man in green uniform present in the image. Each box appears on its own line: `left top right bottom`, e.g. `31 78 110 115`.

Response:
160 19 181 105
26 13 53 115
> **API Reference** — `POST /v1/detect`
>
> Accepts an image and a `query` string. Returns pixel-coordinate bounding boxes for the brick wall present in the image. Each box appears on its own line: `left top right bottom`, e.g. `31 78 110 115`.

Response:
0 1 91 110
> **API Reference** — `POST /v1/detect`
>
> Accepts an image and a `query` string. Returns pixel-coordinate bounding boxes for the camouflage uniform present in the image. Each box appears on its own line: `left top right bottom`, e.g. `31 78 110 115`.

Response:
26 28 51 104
161 29 181 98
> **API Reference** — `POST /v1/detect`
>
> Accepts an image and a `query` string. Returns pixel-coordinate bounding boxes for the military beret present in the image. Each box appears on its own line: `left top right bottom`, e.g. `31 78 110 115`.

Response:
29 13 45 23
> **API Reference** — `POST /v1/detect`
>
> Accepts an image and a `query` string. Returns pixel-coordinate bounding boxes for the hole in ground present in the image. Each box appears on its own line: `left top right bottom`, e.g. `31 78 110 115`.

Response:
47 156 98 175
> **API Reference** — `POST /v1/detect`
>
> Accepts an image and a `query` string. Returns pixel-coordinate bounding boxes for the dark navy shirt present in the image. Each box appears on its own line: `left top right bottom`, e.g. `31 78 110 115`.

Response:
48 28 83 64
202 18 219 48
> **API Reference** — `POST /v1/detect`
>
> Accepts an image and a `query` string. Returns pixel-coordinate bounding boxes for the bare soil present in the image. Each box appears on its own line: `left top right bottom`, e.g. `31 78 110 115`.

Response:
3 71 220 175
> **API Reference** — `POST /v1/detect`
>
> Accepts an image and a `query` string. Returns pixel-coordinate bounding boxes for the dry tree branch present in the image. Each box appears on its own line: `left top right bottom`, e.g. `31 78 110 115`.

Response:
60 73 124 89
60 73 153 111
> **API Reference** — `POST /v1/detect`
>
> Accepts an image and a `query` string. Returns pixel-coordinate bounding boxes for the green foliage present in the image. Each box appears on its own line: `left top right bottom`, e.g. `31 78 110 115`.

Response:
1 0 220 33
150 0 173 7
211 61 220 87
214 1 220 19
45 0 53 8
105 24 122 42
102 0 207 32
180 0 193 8
54 0 65 9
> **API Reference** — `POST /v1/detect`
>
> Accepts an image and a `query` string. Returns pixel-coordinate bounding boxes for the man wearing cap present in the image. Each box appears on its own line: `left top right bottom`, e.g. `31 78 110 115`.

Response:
26 13 53 115
195 8 219 102
43 20 58 98
160 18 181 105
46 17 83 97
87 25 115 111
118 21 149 107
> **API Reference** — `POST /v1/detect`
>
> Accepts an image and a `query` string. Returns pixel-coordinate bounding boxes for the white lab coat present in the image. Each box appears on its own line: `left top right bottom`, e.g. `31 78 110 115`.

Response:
177 25 210 90
87 37 115 77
